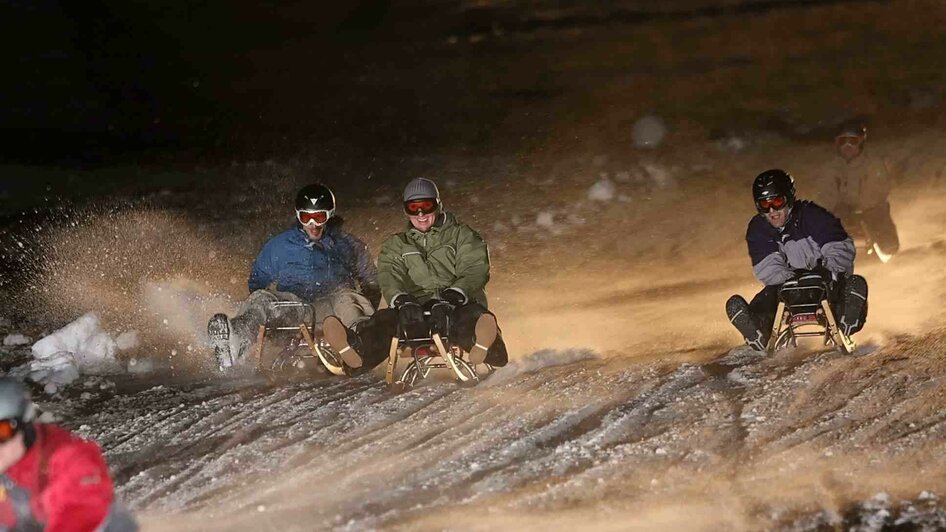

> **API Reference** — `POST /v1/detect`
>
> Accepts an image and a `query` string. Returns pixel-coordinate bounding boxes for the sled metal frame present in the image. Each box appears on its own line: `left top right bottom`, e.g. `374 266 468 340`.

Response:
253 301 347 376
767 276 856 356
384 323 491 391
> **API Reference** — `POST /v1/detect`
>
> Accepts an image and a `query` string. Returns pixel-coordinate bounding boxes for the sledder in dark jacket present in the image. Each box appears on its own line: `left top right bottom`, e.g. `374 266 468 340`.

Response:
726 169 869 350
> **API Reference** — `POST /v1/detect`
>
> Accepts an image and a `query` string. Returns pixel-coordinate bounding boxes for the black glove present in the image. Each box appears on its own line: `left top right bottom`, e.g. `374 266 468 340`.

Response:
427 301 452 336
392 294 425 336
440 287 467 307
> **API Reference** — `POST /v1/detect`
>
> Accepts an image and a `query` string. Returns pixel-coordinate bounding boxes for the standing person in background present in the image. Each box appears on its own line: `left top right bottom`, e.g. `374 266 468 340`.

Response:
824 120 899 261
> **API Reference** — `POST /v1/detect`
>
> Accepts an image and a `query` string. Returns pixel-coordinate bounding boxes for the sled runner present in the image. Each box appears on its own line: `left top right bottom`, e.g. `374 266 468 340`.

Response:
769 271 857 355
385 311 492 391
253 301 348 379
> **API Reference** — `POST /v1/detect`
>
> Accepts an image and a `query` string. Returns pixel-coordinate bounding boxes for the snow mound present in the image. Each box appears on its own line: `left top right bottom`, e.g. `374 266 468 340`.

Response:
632 115 667 148
12 314 135 393
483 348 600 387
588 178 616 201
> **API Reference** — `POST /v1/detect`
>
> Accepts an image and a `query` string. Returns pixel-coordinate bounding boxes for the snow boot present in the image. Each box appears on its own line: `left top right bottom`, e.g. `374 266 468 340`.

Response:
469 313 498 364
726 295 768 352
838 275 868 336
207 313 234 369
322 315 363 368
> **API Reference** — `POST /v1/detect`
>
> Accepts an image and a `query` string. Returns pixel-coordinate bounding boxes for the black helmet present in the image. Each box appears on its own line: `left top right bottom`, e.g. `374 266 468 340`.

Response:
294 184 336 225
752 169 796 213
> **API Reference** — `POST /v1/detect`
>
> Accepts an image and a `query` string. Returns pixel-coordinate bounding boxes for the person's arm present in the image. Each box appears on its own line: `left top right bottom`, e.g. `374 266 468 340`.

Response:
805 204 855 274
247 240 276 292
747 219 794 286
445 224 490 302
40 440 114 532
377 236 412 306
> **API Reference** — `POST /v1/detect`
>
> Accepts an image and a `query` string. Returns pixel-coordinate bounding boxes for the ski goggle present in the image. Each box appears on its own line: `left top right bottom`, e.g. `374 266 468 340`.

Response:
835 135 864 147
0 418 21 443
296 209 331 227
757 195 788 213
403 198 438 216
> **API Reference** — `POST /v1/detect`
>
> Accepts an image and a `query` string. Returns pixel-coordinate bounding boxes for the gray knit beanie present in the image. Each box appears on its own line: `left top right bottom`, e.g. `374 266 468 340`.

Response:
403 178 440 202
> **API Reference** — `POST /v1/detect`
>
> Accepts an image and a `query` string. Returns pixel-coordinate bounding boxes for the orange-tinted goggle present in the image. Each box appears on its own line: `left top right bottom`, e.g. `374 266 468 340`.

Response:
0 418 21 443
296 209 331 227
404 199 438 216
757 195 788 213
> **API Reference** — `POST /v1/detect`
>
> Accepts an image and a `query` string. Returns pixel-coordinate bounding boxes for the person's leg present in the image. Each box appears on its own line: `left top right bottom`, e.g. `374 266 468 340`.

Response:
451 303 506 366
726 285 779 351
862 201 900 257
328 288 376 328
835 274 868 336
748 285 781 337
208 290 302 368
323 309 399 372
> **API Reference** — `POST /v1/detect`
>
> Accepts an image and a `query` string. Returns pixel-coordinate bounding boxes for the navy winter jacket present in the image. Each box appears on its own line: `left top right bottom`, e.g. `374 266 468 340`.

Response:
248 218 379 303
746 200 855 286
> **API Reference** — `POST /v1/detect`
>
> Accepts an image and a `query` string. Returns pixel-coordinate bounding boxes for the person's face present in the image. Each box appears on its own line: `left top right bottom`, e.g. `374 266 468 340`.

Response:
765 206 790 228
836 135 864 161
0 432 26 473
404 198 439 233
296 209 330 240
409 212 437 233
302 223 325 240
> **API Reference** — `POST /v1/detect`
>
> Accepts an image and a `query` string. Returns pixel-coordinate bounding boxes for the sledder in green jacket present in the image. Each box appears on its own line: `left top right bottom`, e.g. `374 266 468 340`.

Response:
378 211 490 309
321 178 508 373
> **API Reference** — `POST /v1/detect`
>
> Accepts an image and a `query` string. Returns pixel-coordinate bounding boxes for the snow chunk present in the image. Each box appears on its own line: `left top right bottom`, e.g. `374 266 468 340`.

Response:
483 348 600 387
32 314 121 374
632 115 667 148
3 334 32 347
535 211 555 229
11 314 125 393
587 178 616 202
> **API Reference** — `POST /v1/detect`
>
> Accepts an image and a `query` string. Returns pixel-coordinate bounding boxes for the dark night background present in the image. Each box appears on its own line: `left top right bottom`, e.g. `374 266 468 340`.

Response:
3 2 946 529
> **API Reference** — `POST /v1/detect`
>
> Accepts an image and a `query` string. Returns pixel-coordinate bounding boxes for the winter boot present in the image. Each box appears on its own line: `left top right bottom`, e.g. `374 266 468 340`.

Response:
838 275 868 336
469 313 498 364
207 313 234 369
322 315 363 368
726 295 768 352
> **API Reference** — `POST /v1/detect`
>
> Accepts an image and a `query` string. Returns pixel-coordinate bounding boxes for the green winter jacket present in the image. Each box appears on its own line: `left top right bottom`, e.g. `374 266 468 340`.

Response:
378 212 490 308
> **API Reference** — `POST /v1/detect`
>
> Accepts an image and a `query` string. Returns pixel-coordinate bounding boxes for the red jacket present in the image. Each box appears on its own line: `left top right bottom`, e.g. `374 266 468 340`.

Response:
0 424 113 532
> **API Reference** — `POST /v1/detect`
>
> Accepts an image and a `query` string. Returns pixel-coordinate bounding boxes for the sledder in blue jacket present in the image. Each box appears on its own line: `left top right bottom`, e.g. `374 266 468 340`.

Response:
248 218 379 304
726 170 868 351
207 184 380 370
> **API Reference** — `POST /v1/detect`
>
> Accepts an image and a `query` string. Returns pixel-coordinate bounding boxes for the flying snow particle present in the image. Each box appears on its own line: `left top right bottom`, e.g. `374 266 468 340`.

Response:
535 212 555 229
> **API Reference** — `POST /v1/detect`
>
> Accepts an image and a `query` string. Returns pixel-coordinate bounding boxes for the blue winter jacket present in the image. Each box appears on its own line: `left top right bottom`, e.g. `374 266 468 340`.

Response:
248 218 380 304
747 200 856 286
